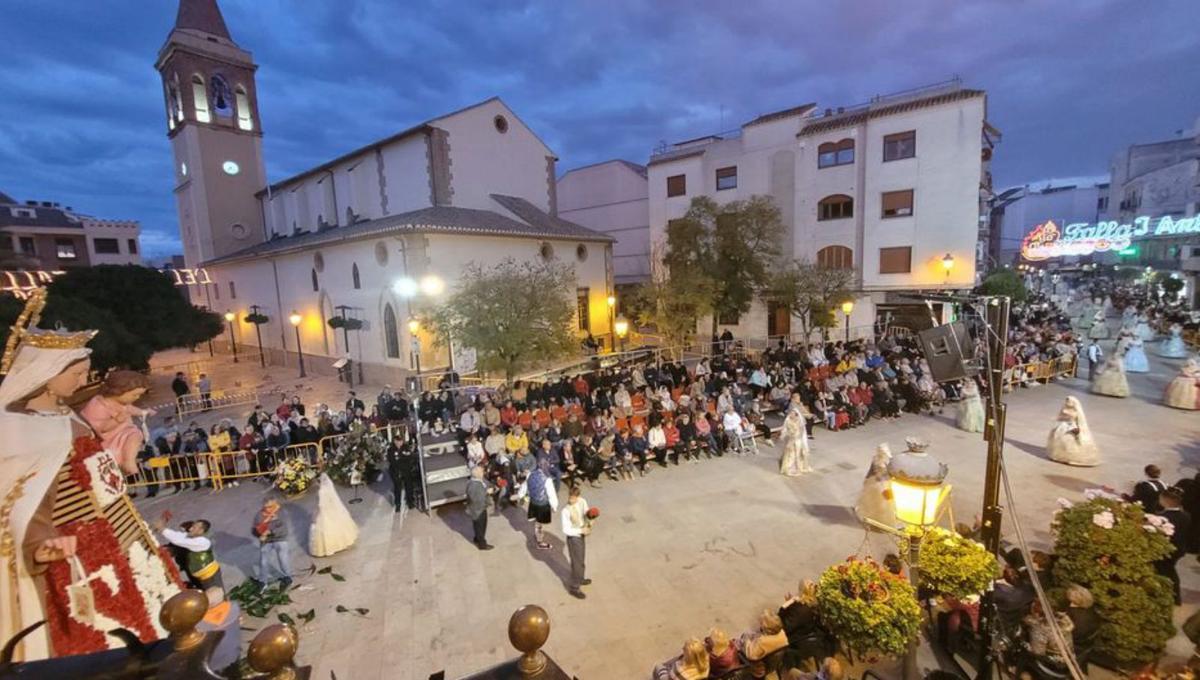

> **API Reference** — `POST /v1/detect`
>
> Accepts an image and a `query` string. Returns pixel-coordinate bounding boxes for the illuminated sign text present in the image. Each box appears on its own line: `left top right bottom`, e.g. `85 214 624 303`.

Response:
1021 215 1200 261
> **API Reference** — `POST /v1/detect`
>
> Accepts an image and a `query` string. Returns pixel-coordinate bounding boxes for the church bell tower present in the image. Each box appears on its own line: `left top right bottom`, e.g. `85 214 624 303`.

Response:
155 0 266 267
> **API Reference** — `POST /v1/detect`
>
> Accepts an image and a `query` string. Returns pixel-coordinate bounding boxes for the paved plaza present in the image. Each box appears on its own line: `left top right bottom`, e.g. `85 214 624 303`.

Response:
136 340 1199 679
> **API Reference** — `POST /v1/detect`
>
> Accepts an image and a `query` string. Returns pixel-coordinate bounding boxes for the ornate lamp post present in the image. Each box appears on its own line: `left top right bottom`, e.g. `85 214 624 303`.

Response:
840 300 854 343
246 304 268 367
614 316 629 353
606 294 617 352
408 317 422 382
223 311 239 363
887 440 949 680
941 252 955 283
289 311 306 378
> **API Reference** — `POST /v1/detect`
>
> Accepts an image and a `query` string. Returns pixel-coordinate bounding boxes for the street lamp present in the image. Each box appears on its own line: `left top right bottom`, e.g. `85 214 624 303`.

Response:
941 252 954 283
223 311 239 363
840 300 854 343
614 315 629 353
289 311 306 378
408 317 422 379
887 439 949 680
607 294 617 352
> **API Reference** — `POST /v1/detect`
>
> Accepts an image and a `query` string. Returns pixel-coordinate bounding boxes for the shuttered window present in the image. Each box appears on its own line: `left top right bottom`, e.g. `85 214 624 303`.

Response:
879 246 912 274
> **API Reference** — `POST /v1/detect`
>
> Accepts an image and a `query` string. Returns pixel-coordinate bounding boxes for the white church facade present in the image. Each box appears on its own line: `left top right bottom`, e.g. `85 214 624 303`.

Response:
156 0 614 382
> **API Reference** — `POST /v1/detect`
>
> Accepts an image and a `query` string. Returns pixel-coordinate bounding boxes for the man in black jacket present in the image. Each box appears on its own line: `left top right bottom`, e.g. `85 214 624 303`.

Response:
1155 486 1191 605
464 466 493 550
1132 464 1167 514
386 431 423 512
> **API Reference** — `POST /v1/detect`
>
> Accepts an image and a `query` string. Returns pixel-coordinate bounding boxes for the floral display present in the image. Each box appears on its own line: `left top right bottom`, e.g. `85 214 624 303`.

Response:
324 421 386 486
1052 490 1175 666
274 457 314 496
815 557 922 657
915 527 1001 599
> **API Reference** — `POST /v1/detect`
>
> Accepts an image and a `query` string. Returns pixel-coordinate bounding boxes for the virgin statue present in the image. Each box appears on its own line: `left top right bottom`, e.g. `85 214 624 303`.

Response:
0 291 182 661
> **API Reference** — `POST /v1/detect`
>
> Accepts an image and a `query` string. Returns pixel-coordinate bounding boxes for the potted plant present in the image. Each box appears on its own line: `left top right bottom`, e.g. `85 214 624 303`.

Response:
1052 489 1175 667
916 527 1001 600
327 316 364 331
816 557 922 658
274 457 313 497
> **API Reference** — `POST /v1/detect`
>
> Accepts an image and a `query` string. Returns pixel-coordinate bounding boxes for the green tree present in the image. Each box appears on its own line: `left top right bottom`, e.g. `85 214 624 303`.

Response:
47 265 222 349
630 238 716 347
1160 276 1184 299
656 196 786 337
764 259 857 340
426 258 578 382
0 266 222 373
976 269 1028 302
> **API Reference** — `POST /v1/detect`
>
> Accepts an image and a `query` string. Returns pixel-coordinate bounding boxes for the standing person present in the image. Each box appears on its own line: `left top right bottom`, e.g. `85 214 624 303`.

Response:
309 473 358 557
172 371 190 415
386 431 422 512
465 466 493 550
1132 464 1167 514
345 391 365 415
197 373 212 412
561 485 592 599
251 499 292 590
779 407 812 477
1155 487 1192 605
1086 340 1103 382
155 517 224 602
526 461 558 550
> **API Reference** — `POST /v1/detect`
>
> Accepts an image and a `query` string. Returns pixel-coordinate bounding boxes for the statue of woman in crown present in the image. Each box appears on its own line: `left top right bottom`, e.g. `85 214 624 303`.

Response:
0 290 182 661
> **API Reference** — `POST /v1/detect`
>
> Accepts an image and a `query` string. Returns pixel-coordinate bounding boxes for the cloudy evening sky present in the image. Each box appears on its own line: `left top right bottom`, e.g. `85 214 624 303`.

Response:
0 0 1197 257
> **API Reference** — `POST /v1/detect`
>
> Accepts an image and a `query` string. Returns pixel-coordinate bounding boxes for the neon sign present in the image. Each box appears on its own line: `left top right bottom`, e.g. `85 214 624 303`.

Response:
1021 215 1200 261
0 270 63 299
162 268 213 286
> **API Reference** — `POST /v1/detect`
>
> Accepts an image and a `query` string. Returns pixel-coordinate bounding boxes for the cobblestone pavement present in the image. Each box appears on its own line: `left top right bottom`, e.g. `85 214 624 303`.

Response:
135 333 1199 679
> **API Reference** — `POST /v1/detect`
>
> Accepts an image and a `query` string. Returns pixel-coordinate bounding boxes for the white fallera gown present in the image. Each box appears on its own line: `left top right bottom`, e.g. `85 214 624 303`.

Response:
779 411 812 476
855 445 896 529
1046 397 1099 466
309 473 359 557
1159 325 1188 358
957 380 986 433
1091 355 1130 398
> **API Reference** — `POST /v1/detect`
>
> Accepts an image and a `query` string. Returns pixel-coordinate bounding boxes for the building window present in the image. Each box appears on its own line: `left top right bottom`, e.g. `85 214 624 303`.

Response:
311 269 319 292
577 288 590 332
1097 196 1108 212
818 139 855 168
879 246 912 274
666 174 687 198
19 237 35 255
0 235 11 251
213 281 220 300
715 166 738 191
172 74 184 123
881 190 914 218
383 304 400 359
55 239 77 260
127 238 138 254
816 245 854 269
352 263 361 290
718 309 740 325
191 75 210 123
235 87 253 131
882 130 916 162
818 195 854 221
229 281 237 299
93 238 120 254
576 244 588 262
493 115 509 134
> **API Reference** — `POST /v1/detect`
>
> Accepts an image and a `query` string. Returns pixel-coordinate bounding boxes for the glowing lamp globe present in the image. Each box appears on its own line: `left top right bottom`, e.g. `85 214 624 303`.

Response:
419 275 445 296
288 311 302 327
841 300 854 315
224 311 235 322
392 277 418 298
606 295 616 308
614 316 629 338
886 443 949 528
941 253 955 272
408 318 420 334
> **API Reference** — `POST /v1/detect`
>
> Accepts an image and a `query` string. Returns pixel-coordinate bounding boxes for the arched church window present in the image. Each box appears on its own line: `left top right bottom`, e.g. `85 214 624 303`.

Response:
164 83 176 130
210 74 233 118
352 263 361 290
383 304 400 359
191 75 210 123
235 87 253 131
311 268 319 292
172 75 184 123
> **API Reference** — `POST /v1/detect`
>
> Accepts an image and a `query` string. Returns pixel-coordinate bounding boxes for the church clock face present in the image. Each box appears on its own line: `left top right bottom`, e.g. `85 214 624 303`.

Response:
222 160 240 176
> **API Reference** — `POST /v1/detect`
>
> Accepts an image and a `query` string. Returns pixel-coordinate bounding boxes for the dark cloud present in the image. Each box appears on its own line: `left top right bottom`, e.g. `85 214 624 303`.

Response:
0 0 1196 256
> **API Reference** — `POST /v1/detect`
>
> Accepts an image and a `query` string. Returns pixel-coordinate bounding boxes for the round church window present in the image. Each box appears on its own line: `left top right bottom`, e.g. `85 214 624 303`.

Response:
231 223 247 240
494 115 509 134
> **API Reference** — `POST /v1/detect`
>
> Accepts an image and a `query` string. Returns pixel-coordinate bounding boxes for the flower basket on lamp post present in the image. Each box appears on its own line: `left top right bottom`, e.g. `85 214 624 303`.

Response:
816 557 922 660
244 306 270 367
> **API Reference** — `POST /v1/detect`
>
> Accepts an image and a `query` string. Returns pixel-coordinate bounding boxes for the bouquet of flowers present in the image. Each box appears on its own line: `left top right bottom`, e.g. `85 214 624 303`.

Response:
274 457 313 496
816 557 921 658
916 527 1000 599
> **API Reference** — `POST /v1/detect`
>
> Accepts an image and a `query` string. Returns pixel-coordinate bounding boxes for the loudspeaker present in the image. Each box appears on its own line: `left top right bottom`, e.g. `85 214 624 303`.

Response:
918 321 977 383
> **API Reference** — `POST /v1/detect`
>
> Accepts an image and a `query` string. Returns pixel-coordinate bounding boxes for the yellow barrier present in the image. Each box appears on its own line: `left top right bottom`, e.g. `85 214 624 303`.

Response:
1004 355 1077 389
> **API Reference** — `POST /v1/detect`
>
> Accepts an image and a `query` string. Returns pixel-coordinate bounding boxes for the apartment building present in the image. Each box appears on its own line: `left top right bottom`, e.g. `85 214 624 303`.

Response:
0 191 143 270
647 80 994 337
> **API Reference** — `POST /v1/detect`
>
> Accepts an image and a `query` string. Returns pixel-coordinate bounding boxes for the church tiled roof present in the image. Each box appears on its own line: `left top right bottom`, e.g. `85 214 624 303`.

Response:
201 196 612 267
174 0 232 40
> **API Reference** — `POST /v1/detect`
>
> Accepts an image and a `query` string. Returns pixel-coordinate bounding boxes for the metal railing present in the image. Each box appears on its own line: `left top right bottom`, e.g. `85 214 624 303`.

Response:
1003 355 1077 389
151 386 283 417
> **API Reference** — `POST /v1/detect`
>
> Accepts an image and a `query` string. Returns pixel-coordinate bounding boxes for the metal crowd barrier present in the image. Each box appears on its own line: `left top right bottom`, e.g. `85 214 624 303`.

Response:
1004 355 1078 389
157 387 283 418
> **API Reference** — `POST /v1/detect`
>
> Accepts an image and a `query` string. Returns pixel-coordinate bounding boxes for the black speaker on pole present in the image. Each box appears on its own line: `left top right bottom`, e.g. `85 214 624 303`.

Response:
917 321 977 383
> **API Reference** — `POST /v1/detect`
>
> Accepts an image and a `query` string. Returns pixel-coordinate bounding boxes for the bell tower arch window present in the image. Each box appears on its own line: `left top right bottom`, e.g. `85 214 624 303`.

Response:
191 75 210 123
383 304 400 359
352 263 361 290
235 86 253 130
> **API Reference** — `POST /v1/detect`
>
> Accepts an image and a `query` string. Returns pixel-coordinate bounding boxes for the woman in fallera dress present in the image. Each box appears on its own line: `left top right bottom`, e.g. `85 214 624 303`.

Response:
1091 353 1130 398
1046 396 1099 466
855 444 896 529
1160 323 1189 358
956 378 985 433
1123 336 1150 373
779 407 812 477
1135 313 1156 342
309 473 359 556
1164 358 1200 411
1087 310 1110 340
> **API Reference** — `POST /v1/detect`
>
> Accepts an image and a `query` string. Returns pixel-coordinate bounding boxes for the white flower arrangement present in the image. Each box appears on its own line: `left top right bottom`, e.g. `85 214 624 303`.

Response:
1144 514 1176 537
1084 488 1123 502
1092 510 1116 529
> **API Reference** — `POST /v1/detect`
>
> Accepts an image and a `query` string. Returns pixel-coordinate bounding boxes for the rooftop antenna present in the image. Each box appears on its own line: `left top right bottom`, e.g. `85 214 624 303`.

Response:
719 104 725 131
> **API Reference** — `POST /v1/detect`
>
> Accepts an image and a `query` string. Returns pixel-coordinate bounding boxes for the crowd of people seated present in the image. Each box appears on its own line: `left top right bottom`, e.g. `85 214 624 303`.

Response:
134 387 414 496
